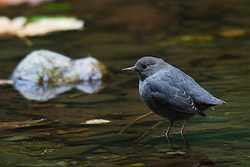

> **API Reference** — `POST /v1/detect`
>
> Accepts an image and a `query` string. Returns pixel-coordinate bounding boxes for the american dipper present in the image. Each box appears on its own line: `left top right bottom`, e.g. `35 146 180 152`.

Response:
123 57 226 136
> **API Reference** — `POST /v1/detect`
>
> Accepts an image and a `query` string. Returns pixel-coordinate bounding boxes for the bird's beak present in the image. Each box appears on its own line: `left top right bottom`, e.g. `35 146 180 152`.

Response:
122 66 135 71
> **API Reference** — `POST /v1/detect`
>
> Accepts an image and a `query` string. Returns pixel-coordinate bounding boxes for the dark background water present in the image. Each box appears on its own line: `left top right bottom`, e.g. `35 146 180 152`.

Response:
0 0 250 166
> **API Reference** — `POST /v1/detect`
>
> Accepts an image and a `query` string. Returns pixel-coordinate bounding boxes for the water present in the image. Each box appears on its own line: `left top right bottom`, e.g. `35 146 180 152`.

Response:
0 0 250 166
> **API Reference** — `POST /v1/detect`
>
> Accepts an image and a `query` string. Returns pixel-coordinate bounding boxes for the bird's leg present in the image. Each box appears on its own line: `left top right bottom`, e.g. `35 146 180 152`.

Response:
180 119 189 134
172 119 189 134
166 121 174 137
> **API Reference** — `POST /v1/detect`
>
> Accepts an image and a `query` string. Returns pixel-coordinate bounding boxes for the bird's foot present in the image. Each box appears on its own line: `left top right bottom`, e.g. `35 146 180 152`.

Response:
165 132 173 137
165 134 172 138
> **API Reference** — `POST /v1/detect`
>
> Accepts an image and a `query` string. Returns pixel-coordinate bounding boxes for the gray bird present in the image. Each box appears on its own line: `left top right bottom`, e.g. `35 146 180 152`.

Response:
123 56 226 136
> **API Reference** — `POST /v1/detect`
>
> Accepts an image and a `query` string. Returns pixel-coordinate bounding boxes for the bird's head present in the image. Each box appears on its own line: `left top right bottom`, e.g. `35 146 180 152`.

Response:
123 56 166 81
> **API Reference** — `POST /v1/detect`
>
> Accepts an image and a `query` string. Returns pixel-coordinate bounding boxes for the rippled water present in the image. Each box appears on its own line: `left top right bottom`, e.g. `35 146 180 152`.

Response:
0 0 250 166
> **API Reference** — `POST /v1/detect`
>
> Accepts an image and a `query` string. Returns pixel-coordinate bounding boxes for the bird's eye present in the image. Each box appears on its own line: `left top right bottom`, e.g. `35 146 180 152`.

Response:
141 64 147 69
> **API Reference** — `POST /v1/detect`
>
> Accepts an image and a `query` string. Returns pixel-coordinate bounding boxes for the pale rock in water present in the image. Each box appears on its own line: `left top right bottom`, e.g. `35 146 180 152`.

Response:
11 50 108 101
12 50 108 84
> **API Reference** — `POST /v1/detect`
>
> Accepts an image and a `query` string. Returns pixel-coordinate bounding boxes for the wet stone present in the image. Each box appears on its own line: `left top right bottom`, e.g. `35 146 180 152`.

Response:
24 161 68 167
70 161 79 166
2 135 31 142
66 133 139 146
157 149 171 153
11 50 109 101
0 152 38 166
103 154 128 163
44 144 99 159
104 146 134 155
92 149 109 153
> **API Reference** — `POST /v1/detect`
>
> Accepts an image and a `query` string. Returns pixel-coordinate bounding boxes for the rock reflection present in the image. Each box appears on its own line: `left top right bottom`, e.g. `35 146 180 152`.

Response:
13 79 105 101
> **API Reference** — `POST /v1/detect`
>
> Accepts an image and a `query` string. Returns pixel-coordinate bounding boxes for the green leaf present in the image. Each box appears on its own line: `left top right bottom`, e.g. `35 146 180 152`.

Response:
43 2 71 12
26 15 73 24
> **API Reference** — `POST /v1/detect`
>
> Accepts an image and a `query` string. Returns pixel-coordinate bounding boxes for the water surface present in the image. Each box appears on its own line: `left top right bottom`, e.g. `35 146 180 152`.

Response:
0 0 249 166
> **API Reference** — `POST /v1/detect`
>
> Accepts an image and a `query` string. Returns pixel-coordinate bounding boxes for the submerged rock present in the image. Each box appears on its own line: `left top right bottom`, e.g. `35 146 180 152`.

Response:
3 135 31 142
45 145 99 159
11 50 109 101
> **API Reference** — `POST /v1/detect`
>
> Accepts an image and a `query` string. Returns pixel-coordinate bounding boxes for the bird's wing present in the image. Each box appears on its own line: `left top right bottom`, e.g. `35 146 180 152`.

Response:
172 68 226 106
146 76 205 116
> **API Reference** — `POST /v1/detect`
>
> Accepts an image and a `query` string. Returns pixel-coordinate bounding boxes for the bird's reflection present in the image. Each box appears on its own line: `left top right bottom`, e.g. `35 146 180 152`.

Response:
166 133 190 149
149 134 216 167
13 79 105 101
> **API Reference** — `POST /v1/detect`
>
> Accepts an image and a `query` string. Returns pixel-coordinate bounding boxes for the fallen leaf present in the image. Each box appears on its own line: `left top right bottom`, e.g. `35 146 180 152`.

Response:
81 119 111 125
179 35 214 42
220 29 247 37
157 34 214 46
54 104 67 108
0 16 84 38
130 163 145 166
18 16 84 37
0 16 26 36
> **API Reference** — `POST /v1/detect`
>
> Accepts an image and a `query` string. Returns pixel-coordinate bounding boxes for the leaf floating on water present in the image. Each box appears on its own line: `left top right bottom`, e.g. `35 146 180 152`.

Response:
18 16 84 37
179 35 214 42
82 119 111 125
41 149 49 155
0 79 14 85
0 16 27 36
220 28 247 37
0 16 84 39
130 163 145 167
54 103 67 108
157 34 214 46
